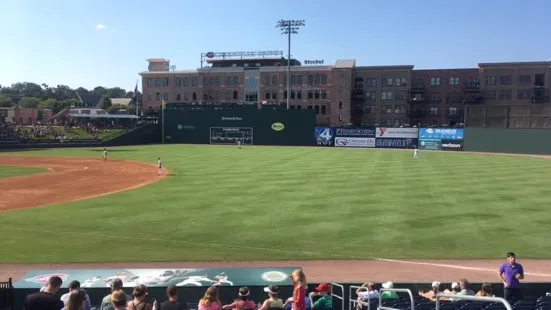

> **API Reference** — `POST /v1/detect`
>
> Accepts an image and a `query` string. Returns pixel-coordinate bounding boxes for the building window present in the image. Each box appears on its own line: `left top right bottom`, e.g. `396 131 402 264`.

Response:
233 90 239 100
272 91 277 99
296 75 303 85
226 76 232 86
427 92 441 102
163 92 169 101
265 91 271 99
321 105 327 114
203 93 209 100
191 78 197 86
148 93 153 100
296 105 302 110
467 78 478 87
499 89 512 100
519 75 531 85
246 76 258 86
517 90 531 100
176 93 181 100
394 105 406 114
308 90 313 99
265 76 271 86
155 92 160 100
215 76 220 86
233 76 239 85
365 91 376 100
226 91 232 100
386 78 393 86
499 75 513 85
284 75 288 85
321 74 327 84
271 75 278 85
450 92 460 102
184 92 189 100
430 106 439 115
192 92 197 101
315 105 320 114
366 78 377 87
381 105 393 114
176 78 181 86
147 79 154 86
321 90 327 99
395 91 407 100
283 90 287 99
355 77 364 89
183 78 189 86
449 77 460 86
364 104 375 113
307 105 313 110
314 75 321 84
296 91 301 99
245 92 258 102
290 90 296 99
483 90 497 99
291 75 296 85
448 106 458 115
308 75 314 85
485 76 497 85
382 91 393 100
314 90 320 99
430 77 440 86
395 77 407 86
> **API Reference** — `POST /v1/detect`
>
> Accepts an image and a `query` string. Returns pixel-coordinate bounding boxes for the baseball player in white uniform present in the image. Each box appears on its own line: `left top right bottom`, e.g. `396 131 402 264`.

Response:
237 139 242 149
413 146 419 159
103 148 108 162
157 157 163 176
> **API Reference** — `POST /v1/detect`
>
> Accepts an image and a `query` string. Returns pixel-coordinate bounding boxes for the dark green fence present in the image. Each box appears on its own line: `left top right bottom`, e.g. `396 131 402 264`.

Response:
464 128 551 155
162 106 316 146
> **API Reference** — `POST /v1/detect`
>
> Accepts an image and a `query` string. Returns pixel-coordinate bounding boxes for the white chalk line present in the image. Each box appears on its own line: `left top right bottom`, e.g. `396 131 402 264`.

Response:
375 258 551 278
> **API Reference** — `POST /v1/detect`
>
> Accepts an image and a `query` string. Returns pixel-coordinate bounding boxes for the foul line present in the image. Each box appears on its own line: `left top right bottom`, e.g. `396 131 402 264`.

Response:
375 258 551 278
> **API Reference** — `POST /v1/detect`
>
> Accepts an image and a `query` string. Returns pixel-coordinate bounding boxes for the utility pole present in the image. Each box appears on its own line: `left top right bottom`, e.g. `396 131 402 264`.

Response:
276 19 305 110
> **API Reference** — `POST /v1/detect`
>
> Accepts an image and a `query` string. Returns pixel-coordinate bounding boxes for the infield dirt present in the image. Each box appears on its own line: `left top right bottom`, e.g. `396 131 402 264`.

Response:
1 156 550 284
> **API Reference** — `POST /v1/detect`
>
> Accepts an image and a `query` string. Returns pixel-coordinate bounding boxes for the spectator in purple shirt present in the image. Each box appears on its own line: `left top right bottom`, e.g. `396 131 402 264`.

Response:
498 252 524 301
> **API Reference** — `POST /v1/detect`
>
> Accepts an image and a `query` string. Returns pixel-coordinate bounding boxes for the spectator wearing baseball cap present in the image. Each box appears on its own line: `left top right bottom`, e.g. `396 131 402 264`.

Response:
222 287 256 310
380 282 399 300
309 283 332 310
259 286 283 310
161 286 189 310
100 278 133 310
61 281 92 310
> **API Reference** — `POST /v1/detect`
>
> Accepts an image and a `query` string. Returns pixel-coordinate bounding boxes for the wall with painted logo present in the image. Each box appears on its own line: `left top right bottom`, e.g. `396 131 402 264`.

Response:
333 127 376 148
163 108 316 146
464 128 551 155
375 138 418 149
419 128 464 152
374 128 418 149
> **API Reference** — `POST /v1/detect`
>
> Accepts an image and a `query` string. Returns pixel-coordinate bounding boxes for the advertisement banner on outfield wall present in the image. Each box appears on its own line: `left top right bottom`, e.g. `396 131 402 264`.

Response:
376 127 419 139
335 127 376 138
334 137 376 148
441 139 464 151
419 128 464 140
419 139 442 150
375 138 418 149
314 127 335 146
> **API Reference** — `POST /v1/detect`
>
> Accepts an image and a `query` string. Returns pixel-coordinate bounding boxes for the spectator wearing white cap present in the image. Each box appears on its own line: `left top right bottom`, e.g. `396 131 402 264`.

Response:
380 282 399 300
419 281 441 301
259 286 283 310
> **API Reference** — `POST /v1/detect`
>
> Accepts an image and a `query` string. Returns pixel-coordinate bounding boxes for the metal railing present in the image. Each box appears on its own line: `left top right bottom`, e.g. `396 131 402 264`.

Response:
378 288 415 310
435 294 512 310
331 283 345 310
348 285 373 310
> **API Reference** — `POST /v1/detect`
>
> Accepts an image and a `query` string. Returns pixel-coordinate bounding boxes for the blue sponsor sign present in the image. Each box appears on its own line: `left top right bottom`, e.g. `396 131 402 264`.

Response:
375 138 418 149
335 127 376 138
419 128 464 140
314 127 335 146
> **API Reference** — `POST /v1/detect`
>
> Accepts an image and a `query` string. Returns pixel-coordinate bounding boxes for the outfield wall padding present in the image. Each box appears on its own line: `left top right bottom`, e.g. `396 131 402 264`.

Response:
465 128 551 155
162 108 316 146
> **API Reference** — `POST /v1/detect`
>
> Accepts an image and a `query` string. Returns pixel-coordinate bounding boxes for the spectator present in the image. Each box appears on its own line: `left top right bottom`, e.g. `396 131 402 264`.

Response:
356 282 379 304
127 284 154 310
24 276 64 310
198 286 221 310
419 281 441 300
309 283 332 310
110 290 129 310
499 252 524 302
380 282 399 300
100 278 133 310
259 286 283 310
288 269 307 310
456 279 475 296
61 281 92 310
222 287 256 310
475 283 495 297
161 286 189 310
65 289 87 310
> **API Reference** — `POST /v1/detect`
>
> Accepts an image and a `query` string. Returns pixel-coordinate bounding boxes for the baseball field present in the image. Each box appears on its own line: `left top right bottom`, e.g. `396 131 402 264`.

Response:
1 145 551 282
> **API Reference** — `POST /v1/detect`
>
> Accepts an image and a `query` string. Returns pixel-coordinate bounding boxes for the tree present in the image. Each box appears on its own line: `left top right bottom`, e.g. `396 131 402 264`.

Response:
106 104 127 114
38 98 58 110
18 97 42 108
100 96 112 110
0 94 12 107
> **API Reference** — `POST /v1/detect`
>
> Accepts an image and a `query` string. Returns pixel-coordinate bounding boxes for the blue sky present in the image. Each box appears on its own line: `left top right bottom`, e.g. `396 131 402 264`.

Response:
1 0 550 91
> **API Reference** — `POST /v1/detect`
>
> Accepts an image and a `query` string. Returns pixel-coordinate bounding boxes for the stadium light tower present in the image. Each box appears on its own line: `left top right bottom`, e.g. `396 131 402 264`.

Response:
276 19 305 109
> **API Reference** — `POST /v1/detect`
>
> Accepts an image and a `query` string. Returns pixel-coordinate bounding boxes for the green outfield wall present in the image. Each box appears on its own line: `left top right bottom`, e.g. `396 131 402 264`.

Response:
464 128 551 155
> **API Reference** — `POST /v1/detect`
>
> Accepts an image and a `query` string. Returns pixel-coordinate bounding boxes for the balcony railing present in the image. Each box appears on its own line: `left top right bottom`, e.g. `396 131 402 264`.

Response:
461 95 484 104
408 96 425 103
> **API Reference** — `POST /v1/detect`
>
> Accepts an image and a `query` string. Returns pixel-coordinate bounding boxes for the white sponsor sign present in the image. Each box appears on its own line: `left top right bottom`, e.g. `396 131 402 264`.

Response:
376 127 418 138
334 137 376 148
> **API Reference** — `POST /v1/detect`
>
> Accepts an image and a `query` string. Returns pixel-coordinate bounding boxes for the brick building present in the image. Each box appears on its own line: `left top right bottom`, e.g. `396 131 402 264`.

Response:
139 55 551 127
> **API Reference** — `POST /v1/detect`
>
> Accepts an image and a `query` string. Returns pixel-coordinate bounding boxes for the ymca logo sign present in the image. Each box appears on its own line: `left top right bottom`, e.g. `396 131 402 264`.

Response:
376 127 418 139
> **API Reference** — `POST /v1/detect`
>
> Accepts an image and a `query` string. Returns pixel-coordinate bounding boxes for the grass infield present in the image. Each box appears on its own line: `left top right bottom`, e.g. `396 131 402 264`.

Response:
0 166 47 179
0 145 550 263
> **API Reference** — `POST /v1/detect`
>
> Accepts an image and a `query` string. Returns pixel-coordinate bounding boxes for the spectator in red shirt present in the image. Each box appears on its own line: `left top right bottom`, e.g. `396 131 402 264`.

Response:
287 269 307 310
222 287 256 310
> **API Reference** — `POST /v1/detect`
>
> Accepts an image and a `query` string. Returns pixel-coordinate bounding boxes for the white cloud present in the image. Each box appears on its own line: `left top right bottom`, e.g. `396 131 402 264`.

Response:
96 24 108 31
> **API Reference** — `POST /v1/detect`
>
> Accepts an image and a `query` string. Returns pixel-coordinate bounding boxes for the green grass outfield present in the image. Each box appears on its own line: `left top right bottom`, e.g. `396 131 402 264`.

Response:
0 166 47 179
0 145 550 263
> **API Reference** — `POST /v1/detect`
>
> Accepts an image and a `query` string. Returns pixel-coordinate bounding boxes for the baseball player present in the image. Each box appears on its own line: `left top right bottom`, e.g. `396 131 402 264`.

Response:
413 146 419 159
237 139 242 149
103 148 108 162
157 157 163 176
